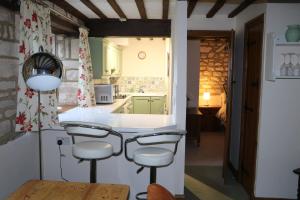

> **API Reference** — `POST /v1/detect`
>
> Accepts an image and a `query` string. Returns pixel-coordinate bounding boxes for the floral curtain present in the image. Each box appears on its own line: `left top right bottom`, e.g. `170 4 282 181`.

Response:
15 0 58 132
77 28 96 107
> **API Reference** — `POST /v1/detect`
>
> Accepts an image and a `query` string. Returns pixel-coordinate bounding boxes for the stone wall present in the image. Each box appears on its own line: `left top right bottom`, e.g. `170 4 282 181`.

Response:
199 38 229 98
0 6 19 144
54 36 79 106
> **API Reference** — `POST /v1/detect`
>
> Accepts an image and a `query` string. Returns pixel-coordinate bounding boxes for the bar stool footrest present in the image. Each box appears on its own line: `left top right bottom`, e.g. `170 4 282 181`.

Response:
136 191 147 200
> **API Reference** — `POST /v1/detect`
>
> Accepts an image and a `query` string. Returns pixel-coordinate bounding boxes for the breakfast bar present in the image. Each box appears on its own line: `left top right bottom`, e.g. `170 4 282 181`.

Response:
41 96 183 200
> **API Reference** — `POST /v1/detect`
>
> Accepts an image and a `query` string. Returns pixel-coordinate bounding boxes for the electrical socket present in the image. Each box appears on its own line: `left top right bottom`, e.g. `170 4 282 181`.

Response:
56 137 71 145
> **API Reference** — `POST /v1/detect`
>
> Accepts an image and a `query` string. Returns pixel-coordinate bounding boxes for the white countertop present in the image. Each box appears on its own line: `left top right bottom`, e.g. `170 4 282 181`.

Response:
58 93 175 132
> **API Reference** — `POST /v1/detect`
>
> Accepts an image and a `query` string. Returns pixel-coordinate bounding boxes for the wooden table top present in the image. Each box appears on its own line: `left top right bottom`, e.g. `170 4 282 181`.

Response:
7 180 129 200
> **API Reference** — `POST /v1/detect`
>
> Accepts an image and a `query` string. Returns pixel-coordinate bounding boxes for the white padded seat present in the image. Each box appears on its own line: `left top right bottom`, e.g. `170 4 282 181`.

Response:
72 141 113 160
133 147 174 167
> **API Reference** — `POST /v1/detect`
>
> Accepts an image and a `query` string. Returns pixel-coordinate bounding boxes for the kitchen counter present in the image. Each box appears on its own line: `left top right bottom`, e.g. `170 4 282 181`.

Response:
58 93 175 132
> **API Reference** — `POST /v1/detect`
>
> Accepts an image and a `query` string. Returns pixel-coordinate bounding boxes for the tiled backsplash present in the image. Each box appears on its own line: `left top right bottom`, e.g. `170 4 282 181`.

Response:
116 76 167 93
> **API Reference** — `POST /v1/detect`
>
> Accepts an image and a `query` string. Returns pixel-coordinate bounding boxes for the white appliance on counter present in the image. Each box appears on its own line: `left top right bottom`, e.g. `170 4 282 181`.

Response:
95 84 115 104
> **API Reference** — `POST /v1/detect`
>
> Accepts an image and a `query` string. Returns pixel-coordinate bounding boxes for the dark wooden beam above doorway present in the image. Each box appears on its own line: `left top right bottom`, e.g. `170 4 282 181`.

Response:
187 30 232 39
0 0 20 11
80 0 107 19
107 0 127 19
162 0 169 19
50 13 79 36
48 0 88 22
187 0 198 18
86 19 171 37
135 0 147 19
206 0 226 18
228 0 255 18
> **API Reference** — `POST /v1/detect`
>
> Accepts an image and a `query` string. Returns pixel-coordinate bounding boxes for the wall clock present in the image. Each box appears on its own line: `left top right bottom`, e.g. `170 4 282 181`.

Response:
138 51 146 60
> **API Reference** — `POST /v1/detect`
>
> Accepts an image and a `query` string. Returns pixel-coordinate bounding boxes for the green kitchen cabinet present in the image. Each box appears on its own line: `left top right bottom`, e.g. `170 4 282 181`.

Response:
102 40 122 77
133 96 166 114
133 97 151 114
88 37 103 79
150 96 166 114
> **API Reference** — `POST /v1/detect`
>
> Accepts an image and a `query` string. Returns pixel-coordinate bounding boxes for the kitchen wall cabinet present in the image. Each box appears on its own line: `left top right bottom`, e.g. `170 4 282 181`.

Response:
103 40 122 77
133 96 166 114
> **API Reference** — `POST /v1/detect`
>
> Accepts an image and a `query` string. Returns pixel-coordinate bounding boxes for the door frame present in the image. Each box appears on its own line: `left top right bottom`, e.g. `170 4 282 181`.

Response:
238 14 264 197
187 30 236 179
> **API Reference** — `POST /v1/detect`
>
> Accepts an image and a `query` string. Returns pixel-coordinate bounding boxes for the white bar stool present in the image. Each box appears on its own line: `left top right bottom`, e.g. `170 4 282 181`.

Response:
125 130 185 200
61 121 123 183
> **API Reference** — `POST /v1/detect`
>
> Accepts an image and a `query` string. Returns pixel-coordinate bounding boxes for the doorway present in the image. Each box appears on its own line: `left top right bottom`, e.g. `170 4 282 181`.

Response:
185 31 248 199
185 30 234 169
239 14 264 198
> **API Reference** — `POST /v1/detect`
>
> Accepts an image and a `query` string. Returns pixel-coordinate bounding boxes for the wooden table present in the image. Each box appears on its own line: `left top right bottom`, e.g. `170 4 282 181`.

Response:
7 180 129 200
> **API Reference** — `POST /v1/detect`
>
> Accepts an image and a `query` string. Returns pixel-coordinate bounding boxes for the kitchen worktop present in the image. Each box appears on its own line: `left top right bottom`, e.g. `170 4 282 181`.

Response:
58 93 175 132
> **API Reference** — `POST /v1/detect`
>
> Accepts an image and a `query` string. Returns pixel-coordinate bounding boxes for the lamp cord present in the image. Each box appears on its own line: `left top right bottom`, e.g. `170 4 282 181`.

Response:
58 144 69 182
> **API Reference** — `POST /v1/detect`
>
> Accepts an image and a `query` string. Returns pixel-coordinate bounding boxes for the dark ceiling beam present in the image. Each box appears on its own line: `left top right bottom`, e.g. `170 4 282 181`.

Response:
162 0 169 19
135 0 147 19
107 0 127 19
0 0 20 11
86 19 171 37
48 0 88 21
80 0 107 19
187 0 198 18
50 13 79 36
228 0 255 18
206 0 226 18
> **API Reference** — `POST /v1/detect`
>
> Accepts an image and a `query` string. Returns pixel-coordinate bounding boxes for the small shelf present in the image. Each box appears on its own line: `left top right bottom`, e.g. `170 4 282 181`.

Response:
276 75 300 79
276 42 300 47
265 33 300 81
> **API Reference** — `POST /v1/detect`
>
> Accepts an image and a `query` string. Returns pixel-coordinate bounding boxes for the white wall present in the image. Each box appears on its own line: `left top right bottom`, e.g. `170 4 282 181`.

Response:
121 38 167 77
230 4 266 169
254 4 300 198
187 40 200 108
171 0 187 195
0 133 39 199
188 14 235 30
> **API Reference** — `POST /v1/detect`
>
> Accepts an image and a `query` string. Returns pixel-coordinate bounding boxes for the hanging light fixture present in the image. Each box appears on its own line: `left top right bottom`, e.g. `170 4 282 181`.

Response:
22 49 63 91
22 47 63 180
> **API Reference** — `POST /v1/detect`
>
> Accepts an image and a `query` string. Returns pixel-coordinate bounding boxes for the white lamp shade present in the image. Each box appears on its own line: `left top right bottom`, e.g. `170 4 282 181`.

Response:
203 92 211 100
26 75 61 91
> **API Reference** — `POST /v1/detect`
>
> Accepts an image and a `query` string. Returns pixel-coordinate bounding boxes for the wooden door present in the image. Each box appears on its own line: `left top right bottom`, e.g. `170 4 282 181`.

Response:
239 15 264 196
223 30 235 182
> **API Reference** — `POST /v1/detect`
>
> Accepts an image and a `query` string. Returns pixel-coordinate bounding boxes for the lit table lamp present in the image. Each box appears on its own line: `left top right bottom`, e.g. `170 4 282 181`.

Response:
22 48 63 179
203 92 211 106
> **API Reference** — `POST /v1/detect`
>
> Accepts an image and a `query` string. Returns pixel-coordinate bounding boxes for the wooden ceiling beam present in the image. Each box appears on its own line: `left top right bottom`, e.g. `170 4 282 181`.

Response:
228 0 255 18
107 0 127 19
50 13 79 36
0 0 20 11
206 0 226 18
48 0 88 21
187 0 198 18
86 19 170 37
80 0 107 19
135 0 147 19
162 0 169 19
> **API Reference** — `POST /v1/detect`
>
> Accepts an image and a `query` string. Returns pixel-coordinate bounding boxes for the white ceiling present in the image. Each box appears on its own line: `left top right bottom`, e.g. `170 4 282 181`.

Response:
65 0 239 19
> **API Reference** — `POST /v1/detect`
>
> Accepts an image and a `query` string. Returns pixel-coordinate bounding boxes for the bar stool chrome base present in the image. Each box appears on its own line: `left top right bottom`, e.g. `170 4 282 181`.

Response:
136 192 147 200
